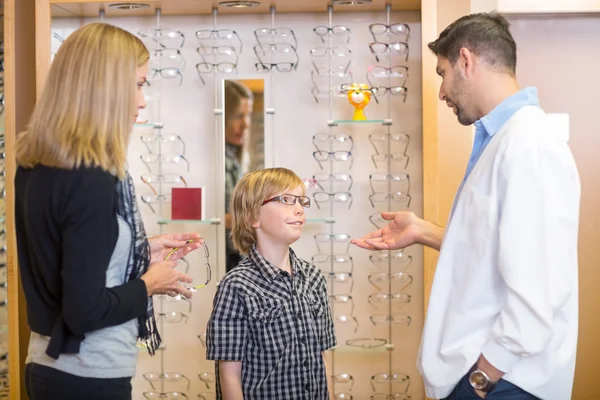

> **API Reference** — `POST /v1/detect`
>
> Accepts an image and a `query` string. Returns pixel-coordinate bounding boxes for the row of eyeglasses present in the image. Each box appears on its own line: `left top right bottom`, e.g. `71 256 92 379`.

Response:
304 132 410 210
136 27 303 87
310 22 410 105
135 22 410 88
135 126 190 214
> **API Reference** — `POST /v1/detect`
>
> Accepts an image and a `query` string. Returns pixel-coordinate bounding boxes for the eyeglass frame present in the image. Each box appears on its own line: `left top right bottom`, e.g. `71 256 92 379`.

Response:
142 372 191 391
254 44 299 71
158 294 193 313
313 172 353 192
369 173 410 194
328 293 354 315
325 272 354 293
140 153 190 173
312 133 354 152
196 61 238 85
346 337 388 349
140 133 186 156
369 41 410 62
368 272 413 291
368 22 411 41
371 153 409 170
370 372 411 392
198 372 216 389
315 233 351 254
370 394 412 400
147 67 183 86
163 241 212 292
313 191 353 210
334 315 359 333
369 191 412 209
313 150 353 170
262 194 311 208
332 372 354 390
313 25 351 43
143 391 189 399
368 85 408 104
369 251 413 269
253 27 298 51
369 132 410 155
367 65 409 86
141 174 188 196
368 292 412 307
138 28 186 49
195 29 243 54
156 311 189 323
312 254 354 273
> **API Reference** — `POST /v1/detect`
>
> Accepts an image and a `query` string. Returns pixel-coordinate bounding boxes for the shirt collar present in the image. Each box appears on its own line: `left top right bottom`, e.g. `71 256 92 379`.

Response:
474 87 540 137
249 245 306 281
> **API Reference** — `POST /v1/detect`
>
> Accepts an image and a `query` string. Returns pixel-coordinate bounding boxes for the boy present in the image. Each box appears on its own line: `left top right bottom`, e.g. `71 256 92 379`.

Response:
206 167 337 400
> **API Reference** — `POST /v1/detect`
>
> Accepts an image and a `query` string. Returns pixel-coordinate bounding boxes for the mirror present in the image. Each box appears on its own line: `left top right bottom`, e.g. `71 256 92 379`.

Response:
223 79 265 273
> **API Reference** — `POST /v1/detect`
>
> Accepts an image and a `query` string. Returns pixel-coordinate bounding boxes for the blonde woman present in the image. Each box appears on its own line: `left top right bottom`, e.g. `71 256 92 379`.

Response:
14 23 202 399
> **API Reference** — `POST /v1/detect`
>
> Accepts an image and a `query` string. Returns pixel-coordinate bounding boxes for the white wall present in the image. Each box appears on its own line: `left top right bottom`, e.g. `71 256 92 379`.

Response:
53 9 424 399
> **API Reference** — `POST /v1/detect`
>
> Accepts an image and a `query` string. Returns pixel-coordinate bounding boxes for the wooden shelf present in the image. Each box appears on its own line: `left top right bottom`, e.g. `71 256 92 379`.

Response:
50 0 421 18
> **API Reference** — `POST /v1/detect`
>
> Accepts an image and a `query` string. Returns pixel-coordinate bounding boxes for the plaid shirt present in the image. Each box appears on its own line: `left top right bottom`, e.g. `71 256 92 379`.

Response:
206 246 337 400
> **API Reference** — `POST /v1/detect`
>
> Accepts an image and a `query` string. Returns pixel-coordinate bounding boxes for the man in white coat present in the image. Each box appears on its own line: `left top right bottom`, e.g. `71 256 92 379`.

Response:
353 12 580 400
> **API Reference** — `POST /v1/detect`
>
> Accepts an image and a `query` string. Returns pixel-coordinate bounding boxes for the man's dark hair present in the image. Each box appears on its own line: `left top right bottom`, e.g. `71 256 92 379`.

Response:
428 12 517 74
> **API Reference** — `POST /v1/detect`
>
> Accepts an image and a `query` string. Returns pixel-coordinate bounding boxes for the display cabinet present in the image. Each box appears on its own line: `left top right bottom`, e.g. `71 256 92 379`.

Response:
7 1 600 400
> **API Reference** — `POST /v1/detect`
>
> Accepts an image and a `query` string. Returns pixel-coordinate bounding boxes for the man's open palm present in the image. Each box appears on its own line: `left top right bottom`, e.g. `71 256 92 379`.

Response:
351 211 419 251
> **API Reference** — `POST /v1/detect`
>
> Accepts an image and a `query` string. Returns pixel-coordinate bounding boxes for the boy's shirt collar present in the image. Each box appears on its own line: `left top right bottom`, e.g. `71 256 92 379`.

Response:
249 245 307 281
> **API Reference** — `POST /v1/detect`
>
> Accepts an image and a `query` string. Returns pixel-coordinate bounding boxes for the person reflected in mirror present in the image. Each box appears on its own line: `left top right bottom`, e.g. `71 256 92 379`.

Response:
224 80 254 273
14 23 204 400
353 12 579 400
206 168 336 400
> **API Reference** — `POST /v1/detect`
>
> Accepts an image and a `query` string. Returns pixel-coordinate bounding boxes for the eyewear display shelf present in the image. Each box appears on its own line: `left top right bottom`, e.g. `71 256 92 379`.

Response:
310 5 416 400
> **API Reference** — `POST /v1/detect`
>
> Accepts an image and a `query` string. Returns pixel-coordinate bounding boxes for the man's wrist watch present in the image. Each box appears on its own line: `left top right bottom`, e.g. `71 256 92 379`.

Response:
468 365 497 393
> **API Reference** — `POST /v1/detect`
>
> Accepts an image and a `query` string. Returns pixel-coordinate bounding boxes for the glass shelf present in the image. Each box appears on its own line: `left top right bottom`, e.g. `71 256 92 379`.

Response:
157 218 221 225
329 344 395 354
328 118 392 126
306 217 336 224
133 122 164 129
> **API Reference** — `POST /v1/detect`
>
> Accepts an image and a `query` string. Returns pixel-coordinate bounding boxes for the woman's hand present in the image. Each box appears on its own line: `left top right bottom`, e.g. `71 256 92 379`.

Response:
141 260 194 299
148 233 203 264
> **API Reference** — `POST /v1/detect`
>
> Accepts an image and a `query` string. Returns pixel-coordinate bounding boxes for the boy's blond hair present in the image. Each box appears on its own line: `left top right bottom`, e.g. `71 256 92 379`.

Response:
15 23 149 180
231 167 305 255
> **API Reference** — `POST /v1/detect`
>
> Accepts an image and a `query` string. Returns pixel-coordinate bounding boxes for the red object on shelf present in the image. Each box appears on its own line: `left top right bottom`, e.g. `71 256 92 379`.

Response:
171 187 204 220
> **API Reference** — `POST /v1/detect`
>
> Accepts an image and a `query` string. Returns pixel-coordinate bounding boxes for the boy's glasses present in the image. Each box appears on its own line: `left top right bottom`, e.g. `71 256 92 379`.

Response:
262 194 311 208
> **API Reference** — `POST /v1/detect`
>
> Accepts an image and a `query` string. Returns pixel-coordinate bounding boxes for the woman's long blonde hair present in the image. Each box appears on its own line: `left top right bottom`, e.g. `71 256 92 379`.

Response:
15 22 149 179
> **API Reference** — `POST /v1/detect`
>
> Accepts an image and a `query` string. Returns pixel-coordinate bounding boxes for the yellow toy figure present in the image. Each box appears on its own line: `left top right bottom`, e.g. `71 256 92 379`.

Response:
347 83 372 120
